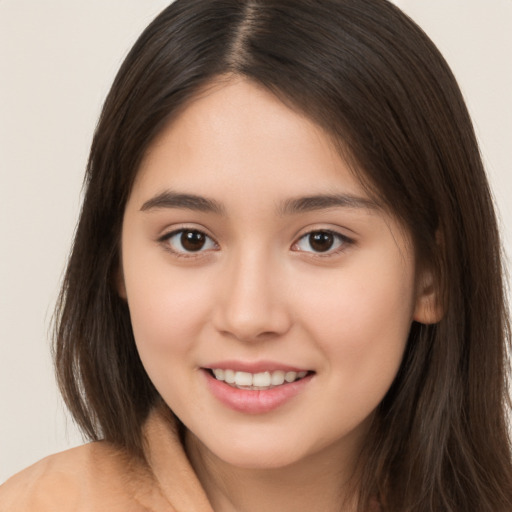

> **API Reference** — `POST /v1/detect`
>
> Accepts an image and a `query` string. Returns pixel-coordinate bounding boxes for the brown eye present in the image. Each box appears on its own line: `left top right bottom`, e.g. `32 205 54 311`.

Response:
181 230 207 251
164 229 217 254
309 232 335 252
294 230 350 254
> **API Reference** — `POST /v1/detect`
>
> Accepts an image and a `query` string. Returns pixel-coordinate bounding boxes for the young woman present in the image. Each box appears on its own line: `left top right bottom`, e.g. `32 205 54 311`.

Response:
2 0 511 510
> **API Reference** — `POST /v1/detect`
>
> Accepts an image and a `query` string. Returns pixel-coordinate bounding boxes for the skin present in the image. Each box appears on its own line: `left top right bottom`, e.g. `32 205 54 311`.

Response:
119 78 438 512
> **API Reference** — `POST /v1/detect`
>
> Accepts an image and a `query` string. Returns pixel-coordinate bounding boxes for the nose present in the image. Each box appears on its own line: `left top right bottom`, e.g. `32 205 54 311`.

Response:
212 251 292 342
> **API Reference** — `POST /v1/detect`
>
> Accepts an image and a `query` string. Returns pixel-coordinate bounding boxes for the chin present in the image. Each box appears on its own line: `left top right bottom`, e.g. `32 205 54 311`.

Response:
217 448 306 471
188 428 309 470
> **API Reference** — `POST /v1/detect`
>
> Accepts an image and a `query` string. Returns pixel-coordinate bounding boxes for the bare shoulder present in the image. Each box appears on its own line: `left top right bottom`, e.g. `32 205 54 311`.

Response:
0 442 150 511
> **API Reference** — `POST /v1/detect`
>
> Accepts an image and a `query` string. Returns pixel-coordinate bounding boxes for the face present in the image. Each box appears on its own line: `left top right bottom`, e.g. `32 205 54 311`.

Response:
120 78 433 472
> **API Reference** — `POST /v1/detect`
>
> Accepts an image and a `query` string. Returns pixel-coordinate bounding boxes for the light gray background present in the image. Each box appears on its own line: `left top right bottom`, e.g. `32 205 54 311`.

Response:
1 0 511 483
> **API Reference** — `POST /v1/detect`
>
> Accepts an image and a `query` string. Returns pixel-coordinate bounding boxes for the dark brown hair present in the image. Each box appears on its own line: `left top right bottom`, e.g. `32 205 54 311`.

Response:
54 0 512 510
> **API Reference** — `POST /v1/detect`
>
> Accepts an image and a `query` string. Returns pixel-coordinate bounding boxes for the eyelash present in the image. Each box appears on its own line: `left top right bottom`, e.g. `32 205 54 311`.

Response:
158 228 218 258
158 228 354 258
291 230 354 257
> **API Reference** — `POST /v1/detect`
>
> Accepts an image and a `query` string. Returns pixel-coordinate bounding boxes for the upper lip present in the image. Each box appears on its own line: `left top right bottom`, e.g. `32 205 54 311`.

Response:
203 360 312 373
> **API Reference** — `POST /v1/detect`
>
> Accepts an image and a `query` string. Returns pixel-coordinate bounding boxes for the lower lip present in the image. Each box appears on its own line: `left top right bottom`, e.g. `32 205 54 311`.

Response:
203 370 313 414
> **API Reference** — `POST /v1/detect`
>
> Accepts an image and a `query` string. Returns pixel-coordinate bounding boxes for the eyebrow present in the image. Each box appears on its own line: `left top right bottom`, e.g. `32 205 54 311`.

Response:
140 190 379 216
140 191 225 215
278 194 379 215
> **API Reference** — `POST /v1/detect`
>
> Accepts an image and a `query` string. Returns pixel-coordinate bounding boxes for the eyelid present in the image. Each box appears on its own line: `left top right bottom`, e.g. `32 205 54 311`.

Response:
291 228 355 256
158 225 219 257
156 221 216 243
156 224 355 258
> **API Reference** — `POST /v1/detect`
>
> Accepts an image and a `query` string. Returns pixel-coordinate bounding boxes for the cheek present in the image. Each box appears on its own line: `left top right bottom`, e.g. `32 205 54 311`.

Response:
123 259 213 362
295 259 415 393
124 267 215 412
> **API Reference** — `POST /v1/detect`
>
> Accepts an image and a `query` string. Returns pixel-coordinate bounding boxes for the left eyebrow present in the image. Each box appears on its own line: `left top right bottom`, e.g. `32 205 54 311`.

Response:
278 194 379 215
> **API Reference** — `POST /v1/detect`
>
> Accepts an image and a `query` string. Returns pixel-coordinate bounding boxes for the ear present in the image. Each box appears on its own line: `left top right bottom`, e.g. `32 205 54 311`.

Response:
413 269 443 324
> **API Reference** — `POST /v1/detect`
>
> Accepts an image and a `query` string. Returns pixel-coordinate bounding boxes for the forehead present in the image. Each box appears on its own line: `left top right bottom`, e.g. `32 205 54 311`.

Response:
132 78 371 206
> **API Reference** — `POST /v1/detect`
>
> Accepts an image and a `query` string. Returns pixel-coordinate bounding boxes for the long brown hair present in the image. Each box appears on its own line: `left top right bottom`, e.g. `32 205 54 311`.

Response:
54 0 512 510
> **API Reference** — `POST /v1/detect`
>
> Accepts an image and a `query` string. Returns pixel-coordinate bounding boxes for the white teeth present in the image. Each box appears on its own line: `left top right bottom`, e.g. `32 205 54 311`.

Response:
210 368 309 389
224 369 236 384
285 371 297 383
252 371 271 387
235 371 253 386
213 369 224 380
271 370 285 386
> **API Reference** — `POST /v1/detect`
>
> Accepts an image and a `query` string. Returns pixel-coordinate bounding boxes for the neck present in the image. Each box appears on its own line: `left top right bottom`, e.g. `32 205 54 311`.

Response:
185 431 362 512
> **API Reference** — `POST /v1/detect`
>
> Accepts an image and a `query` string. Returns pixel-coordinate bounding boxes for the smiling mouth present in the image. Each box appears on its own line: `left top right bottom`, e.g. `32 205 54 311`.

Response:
207 368 313 390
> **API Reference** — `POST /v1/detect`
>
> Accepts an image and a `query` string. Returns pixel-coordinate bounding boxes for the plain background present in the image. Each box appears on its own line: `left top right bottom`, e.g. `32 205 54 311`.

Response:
1 0 511 483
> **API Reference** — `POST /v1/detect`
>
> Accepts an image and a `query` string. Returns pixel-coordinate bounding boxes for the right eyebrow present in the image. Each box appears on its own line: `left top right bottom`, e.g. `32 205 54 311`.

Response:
140 190 225 215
